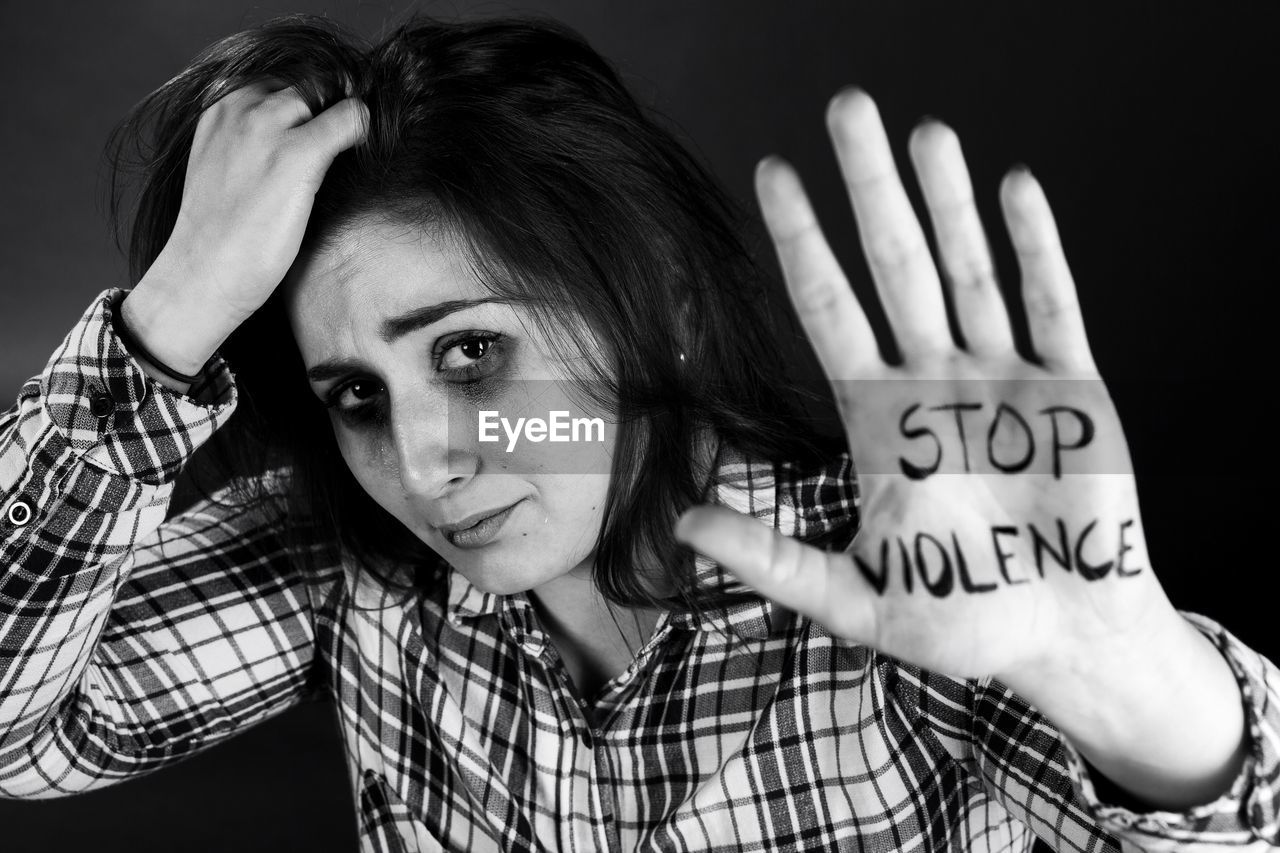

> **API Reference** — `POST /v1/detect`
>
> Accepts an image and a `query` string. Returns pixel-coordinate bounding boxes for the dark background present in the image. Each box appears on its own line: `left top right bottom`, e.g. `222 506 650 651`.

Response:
1 1 1275 850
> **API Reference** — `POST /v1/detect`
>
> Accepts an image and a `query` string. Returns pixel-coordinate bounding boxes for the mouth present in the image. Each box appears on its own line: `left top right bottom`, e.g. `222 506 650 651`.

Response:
441 498 525 549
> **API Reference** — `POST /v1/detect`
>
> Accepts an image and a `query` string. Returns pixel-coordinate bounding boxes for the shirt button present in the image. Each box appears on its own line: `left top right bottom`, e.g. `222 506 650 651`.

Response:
90 389 115 418
6 497 34 527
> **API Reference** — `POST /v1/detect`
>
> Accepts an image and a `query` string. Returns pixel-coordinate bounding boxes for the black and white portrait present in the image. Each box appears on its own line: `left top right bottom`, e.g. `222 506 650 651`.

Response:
1 3 1275 851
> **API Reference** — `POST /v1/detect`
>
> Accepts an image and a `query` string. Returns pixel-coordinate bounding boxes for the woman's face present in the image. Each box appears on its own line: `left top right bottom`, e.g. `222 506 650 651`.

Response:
284 218 616 594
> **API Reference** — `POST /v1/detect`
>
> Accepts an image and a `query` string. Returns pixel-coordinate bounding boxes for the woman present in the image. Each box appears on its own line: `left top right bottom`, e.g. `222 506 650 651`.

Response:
0 13 1275 852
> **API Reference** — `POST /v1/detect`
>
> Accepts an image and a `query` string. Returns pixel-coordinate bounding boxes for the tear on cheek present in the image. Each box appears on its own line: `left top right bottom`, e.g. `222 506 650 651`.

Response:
372 441 399 476
329 432 395 481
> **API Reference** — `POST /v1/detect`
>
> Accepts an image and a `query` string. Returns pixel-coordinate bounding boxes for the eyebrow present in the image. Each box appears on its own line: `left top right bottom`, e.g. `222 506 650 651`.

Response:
304 297 506 384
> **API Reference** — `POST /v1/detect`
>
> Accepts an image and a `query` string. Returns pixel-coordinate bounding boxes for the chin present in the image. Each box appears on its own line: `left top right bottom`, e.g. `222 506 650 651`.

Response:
448 551 562 596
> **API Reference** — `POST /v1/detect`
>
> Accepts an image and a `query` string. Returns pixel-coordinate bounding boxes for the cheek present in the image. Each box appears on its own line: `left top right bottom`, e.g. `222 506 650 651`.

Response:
537 474 612 535
332 425 403 512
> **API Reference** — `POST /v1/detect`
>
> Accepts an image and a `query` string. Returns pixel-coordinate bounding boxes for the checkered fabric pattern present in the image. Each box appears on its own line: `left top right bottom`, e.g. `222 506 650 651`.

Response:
2 290 1278 852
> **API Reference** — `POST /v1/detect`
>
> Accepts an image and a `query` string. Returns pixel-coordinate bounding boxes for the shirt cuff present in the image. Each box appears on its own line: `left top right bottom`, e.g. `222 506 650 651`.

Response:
39 288 237 485
1060 611 1279 846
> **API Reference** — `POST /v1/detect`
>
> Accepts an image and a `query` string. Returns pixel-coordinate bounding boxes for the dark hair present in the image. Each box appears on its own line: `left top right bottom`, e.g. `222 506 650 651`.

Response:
107 13 839 615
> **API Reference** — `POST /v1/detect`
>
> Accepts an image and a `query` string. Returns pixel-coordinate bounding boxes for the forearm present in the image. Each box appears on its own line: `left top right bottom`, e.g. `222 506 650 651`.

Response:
1008 604 1249 811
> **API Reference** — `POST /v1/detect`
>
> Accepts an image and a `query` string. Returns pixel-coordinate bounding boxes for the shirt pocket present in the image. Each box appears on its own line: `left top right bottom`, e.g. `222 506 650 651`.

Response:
358 769 445 853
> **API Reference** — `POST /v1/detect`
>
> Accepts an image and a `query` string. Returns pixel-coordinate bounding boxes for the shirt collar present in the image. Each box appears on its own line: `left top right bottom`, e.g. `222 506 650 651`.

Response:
447 565 501 622
444 442 860 640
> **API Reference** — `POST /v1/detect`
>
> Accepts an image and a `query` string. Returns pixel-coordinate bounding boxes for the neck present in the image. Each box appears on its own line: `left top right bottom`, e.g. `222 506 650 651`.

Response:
529 427 722 699
529 567 661 701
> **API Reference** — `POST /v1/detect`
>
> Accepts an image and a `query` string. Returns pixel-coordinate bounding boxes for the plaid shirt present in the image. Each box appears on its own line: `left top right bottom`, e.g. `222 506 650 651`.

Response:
2 289 1278 853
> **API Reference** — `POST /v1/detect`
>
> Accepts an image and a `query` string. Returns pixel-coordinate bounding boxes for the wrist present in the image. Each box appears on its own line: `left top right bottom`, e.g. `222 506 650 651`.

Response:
125 261 243 378
1004 601 1248 811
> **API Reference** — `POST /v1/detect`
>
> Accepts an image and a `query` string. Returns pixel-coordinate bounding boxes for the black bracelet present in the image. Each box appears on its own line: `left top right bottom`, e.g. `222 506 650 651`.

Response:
112 299 206 386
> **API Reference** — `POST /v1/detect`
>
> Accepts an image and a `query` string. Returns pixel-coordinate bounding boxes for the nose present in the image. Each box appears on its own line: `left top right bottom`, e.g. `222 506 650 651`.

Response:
390 394 478 503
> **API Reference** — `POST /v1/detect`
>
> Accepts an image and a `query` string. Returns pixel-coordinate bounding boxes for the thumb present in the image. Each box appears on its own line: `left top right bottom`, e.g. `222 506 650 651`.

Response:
675 504 876 642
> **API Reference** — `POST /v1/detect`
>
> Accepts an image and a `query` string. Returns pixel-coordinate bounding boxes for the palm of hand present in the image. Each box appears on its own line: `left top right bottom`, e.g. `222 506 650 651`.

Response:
677 90 1169 686
844 365 1160 680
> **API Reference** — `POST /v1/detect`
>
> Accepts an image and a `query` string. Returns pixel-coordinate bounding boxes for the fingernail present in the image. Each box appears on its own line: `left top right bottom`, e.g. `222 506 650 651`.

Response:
915 113 939 128
1011 161 1033 176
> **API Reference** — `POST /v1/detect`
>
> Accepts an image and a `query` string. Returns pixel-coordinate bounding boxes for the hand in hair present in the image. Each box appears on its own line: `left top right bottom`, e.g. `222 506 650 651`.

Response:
121 79 368 392
676 88 1247 814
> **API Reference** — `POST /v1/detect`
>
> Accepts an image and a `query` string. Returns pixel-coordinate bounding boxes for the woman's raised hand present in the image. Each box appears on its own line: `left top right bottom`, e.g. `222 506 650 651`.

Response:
677 88 1177 693
122 81 368 385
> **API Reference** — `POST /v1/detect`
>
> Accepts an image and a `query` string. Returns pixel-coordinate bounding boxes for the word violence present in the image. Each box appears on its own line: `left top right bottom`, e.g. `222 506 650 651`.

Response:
899 401 1095 479
852 518 1142 597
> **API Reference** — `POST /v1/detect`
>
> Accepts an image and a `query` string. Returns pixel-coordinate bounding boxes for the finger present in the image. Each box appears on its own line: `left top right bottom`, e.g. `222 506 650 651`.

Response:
292 96 370 163
756 156 879 377
675 505 876 643
222 76 292 103
908 121 1016 358
208 78 276 113
259 83 315 128
213 79 310 128
827 88 951 360
1000 168 1095 372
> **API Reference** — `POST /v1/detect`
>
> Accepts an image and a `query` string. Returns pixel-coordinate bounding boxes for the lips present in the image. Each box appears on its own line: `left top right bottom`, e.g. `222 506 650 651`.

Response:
440 499 525 549
436 499 523 534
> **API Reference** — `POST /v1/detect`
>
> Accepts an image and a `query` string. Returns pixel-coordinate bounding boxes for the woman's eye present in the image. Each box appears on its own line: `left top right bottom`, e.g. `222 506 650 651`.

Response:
440 337 492 369
325 379 386 421
435 333 504 378
346 380 383 401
